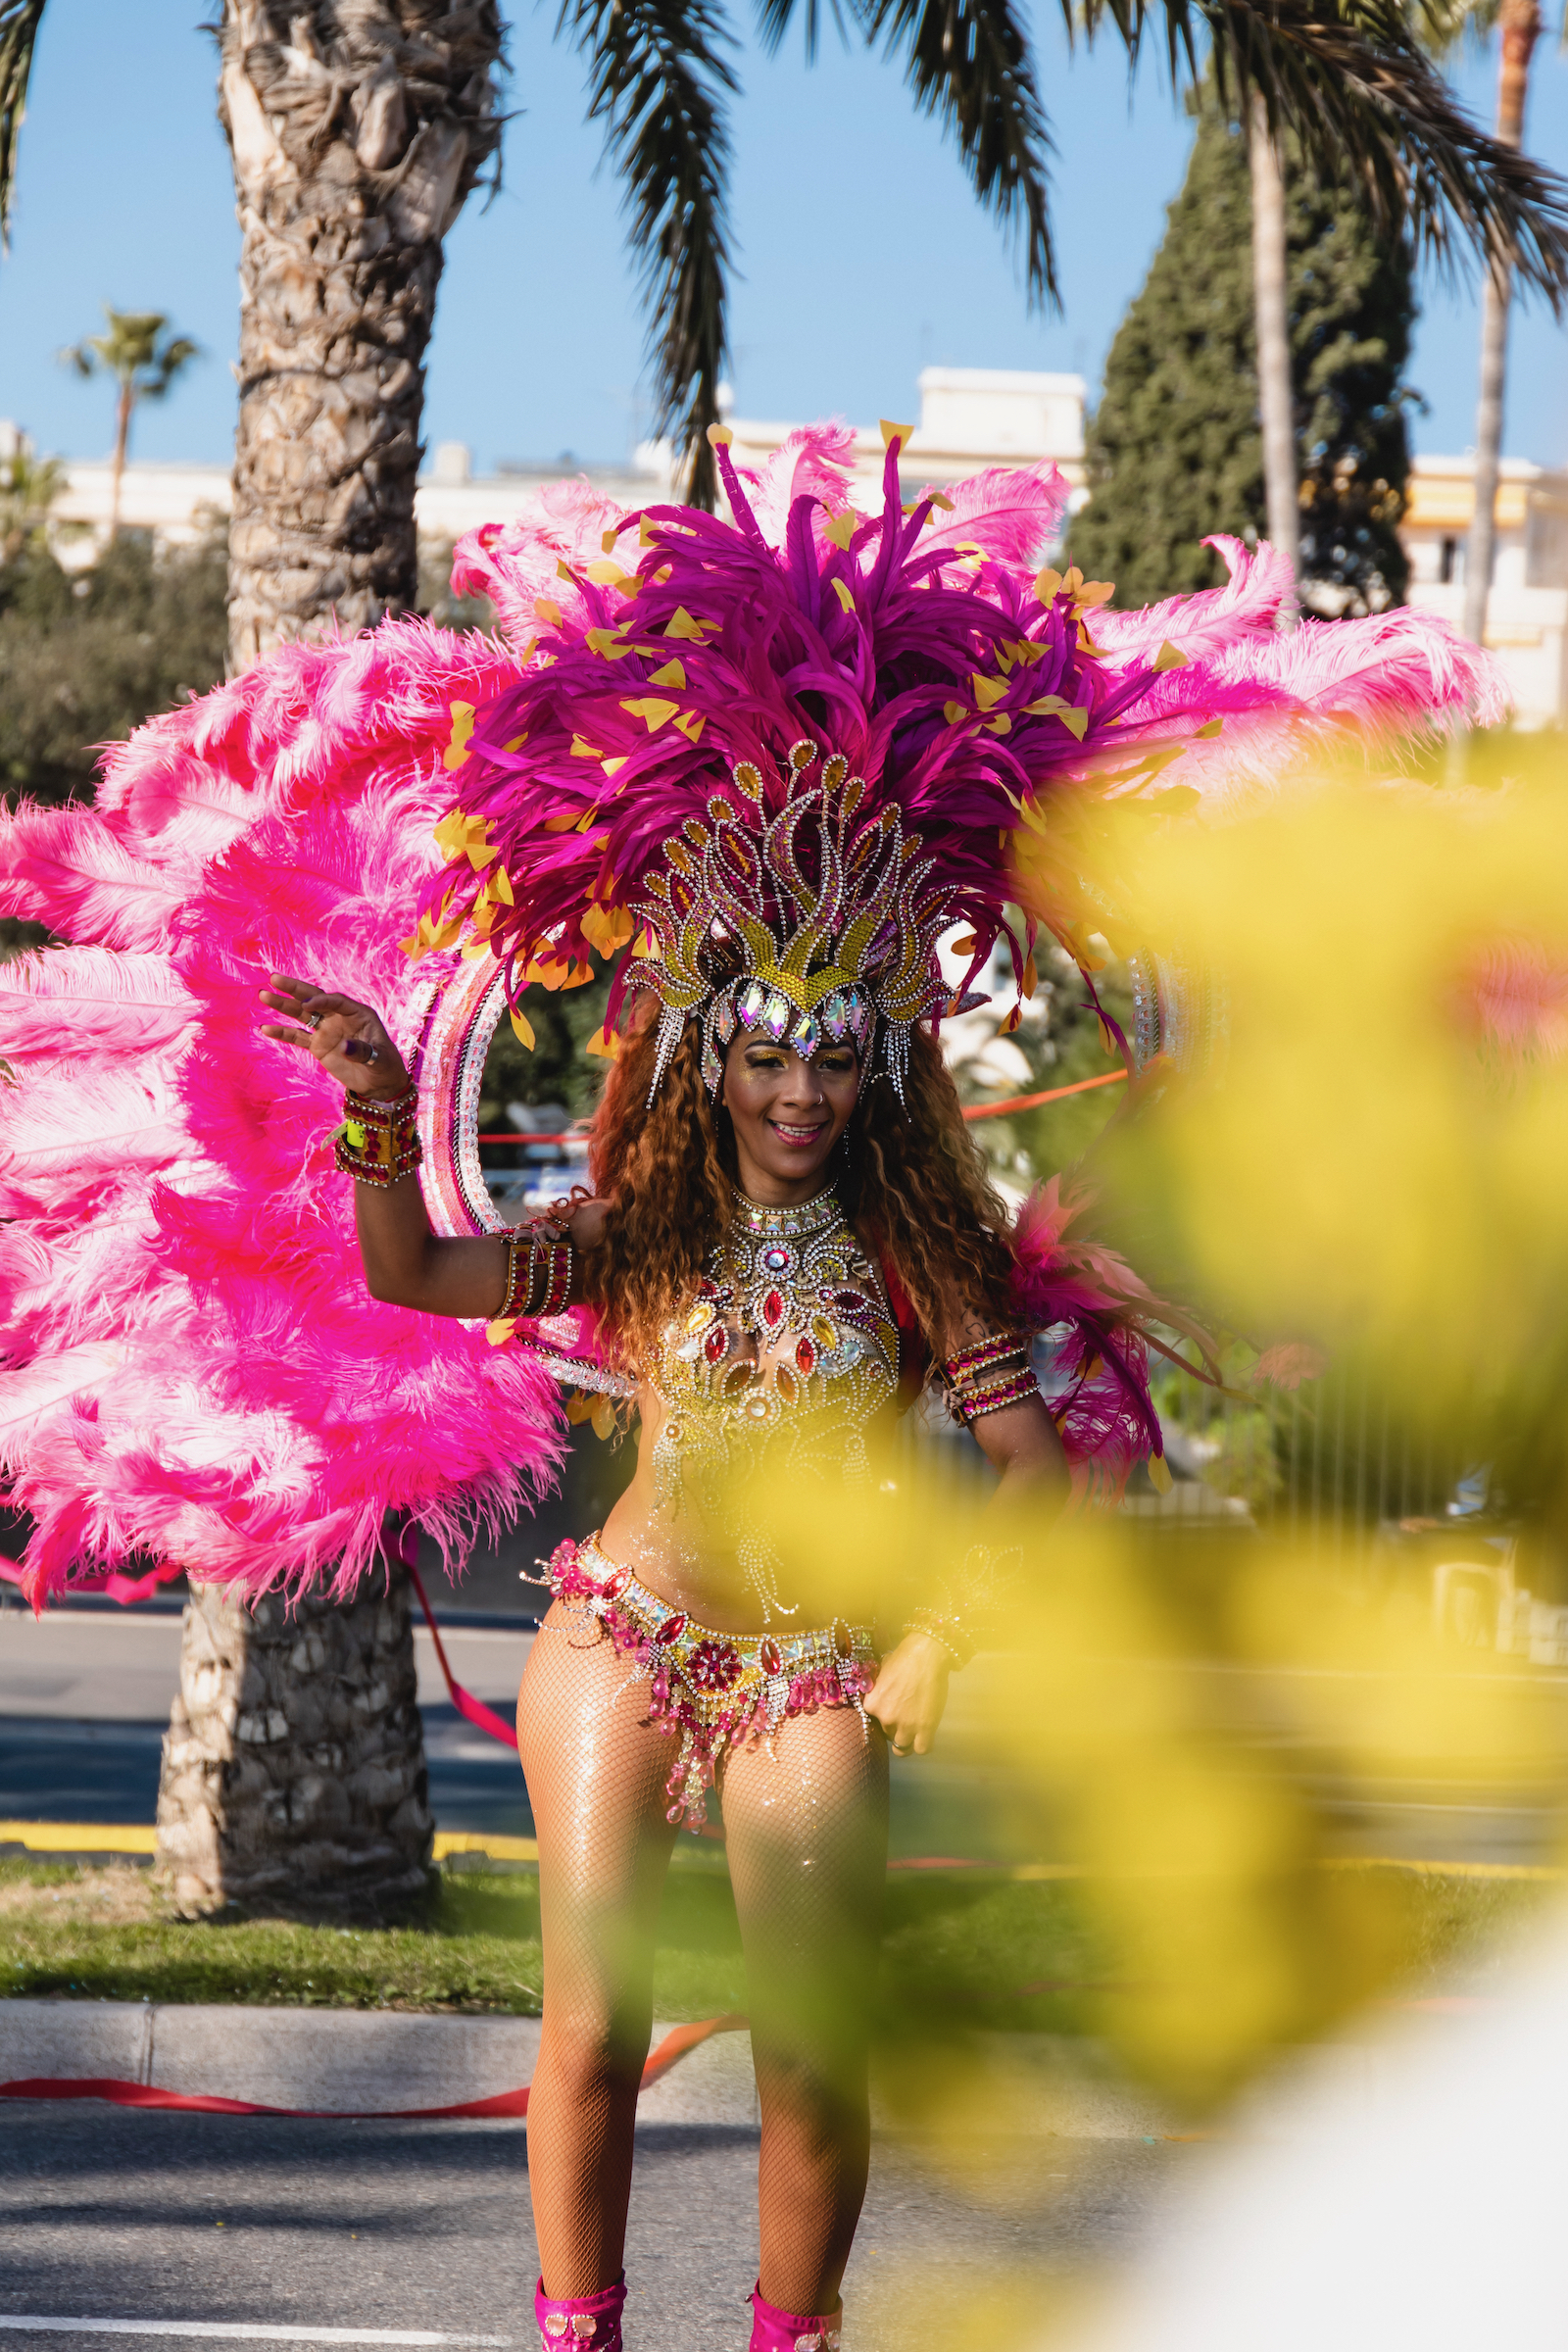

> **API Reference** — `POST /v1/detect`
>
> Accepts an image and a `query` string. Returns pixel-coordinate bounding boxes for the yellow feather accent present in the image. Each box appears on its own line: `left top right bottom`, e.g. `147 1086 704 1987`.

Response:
442 701 477 771
830 578 856 613
510 1007 536 1051
619 697 679 732
648 658 687 689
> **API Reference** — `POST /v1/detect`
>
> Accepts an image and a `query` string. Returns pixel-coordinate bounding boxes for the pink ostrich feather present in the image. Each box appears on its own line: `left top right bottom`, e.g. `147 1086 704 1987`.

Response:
0 624 566 1609
0 438 1509 1597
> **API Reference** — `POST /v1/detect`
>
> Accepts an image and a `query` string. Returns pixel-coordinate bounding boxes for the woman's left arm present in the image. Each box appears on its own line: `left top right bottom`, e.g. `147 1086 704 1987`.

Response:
862 1390 1068 1758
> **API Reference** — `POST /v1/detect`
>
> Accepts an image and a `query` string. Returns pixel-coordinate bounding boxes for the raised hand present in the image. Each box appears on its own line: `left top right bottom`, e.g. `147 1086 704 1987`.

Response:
533 1186 612 1250
258 974 411 1102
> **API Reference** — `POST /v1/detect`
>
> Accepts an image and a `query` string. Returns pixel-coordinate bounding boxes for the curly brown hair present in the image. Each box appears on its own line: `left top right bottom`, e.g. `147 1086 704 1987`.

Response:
583 1017 1017 1376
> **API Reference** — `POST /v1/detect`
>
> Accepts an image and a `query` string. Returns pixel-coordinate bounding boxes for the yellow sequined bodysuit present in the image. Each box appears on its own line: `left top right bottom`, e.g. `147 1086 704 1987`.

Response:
645 1182 900 1618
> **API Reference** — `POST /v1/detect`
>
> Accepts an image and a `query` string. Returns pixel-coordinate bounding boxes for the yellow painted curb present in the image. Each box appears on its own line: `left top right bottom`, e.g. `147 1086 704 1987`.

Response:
0 1822 158 1854
433 1832 539 1863
0 1823 541 1864
0 1825 1559 1881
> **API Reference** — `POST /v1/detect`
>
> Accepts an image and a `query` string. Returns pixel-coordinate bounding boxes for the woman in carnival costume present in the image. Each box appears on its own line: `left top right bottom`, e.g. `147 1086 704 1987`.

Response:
0 422 1498 2349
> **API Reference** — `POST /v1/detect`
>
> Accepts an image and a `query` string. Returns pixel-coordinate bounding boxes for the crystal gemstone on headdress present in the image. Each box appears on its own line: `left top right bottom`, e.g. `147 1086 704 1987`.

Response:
739 978 768 1027
762 992 791 1042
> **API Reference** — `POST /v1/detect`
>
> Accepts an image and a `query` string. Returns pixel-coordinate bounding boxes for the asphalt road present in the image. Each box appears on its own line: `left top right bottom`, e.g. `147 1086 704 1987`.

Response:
0 2100 1182 2352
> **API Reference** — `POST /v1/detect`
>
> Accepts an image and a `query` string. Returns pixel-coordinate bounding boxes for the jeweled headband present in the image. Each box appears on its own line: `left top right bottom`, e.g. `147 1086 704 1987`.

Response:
625 736 985 1103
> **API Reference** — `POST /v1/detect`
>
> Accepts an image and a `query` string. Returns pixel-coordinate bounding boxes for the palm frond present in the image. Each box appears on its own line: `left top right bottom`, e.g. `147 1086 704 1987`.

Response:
1079 0 1568 305
839 0 1057 304
562 0 738 510
0 0 46 252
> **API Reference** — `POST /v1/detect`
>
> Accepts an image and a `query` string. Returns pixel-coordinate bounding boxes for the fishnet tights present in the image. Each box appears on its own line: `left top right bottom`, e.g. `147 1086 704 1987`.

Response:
517 1600 888 2317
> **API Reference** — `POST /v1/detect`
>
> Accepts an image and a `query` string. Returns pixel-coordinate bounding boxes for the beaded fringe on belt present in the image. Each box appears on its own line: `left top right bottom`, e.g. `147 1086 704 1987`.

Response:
543 1535 876 1830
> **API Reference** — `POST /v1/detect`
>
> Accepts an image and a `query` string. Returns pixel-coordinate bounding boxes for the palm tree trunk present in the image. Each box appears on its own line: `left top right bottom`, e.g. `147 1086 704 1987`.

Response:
109 382 132 541
218 2 503 672
1462 0 1542 650
156 1562 434 1915
153 6 505 1912
1249 95 1298 605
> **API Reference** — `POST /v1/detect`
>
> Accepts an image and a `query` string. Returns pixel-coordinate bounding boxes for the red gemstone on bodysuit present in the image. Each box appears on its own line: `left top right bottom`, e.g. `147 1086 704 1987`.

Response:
762 1288 784 1329
603 1569 629 1599
760 1639 783 1676
656 1613 687 1645
795 1337 816 1376
704 1323 730 1363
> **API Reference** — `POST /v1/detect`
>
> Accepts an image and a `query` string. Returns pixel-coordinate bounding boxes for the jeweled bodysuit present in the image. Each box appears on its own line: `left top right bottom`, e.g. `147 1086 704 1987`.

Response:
650 1183 900 1558
544 1184 901 1825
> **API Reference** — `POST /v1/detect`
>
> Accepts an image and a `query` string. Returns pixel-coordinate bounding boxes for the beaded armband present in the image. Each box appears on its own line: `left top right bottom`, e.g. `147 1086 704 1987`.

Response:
331 1084 421 1187
943 1328 1036 1424
500 1229 575 1321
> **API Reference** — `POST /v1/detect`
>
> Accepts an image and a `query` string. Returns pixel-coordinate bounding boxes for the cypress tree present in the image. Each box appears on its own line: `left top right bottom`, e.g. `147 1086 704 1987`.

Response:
1072 104 1415 615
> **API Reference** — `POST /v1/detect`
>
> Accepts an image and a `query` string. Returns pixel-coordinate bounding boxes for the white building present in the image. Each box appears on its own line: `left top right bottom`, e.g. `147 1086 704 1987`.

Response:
1401 455 1568 730
722 365 1088 508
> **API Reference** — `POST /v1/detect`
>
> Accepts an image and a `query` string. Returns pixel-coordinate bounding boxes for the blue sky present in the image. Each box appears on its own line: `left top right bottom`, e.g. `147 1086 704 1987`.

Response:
0 0 1563 476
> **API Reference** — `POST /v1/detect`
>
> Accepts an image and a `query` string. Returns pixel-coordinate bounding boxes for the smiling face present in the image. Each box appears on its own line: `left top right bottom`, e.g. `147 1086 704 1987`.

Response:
721 1032 860 1203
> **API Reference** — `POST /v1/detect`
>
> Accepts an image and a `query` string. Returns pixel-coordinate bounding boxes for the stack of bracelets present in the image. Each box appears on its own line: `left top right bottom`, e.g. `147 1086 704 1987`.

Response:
499 1226 574 1321
942 1327 1037 1424
331 1084 422 1186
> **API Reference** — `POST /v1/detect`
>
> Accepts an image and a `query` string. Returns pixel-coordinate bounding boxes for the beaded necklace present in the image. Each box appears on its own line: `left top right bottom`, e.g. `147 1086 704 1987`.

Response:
649 1183 900 1619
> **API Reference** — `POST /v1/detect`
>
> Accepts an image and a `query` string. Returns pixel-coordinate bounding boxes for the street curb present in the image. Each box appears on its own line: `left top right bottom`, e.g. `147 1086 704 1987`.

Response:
0 2001 1170 2136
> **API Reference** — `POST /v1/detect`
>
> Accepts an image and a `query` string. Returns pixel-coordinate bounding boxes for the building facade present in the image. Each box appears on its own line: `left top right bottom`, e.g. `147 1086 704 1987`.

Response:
1401 455 1568 730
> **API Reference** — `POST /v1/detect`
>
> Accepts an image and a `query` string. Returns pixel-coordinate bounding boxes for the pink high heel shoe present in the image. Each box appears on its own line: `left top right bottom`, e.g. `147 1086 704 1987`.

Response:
533 2275 626 2348
748 2283 843 2351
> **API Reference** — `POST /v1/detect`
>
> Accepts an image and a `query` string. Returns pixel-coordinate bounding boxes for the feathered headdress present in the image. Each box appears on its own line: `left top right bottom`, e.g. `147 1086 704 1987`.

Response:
415 421 1503 1100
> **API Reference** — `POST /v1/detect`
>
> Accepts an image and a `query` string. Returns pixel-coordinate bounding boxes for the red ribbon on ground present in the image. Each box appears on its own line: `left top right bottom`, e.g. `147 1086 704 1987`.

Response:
0 2013 749 2120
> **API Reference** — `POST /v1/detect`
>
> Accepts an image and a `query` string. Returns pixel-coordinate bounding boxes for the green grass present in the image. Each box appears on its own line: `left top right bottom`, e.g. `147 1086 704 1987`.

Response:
0 1852 1553 2034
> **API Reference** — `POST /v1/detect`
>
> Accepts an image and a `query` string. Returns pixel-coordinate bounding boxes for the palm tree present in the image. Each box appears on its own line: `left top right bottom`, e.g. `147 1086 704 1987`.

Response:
1460 0 1545 647
59 309 200 542
215 4 505 668
1239 0 1561 609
